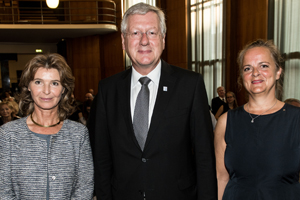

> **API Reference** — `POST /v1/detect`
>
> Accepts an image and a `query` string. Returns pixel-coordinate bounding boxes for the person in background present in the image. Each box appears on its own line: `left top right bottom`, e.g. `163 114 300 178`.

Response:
85 92 94 101
8 100 21 118
210 110 217 130
0 101 18 125
89 3 217 200
3 91 14 102
0 53 94 199
68 93 85 124
211 86 226 115
89 88 95 97
284 98 300 107
215 91 238 120
215 39 300 200
82 99 93 126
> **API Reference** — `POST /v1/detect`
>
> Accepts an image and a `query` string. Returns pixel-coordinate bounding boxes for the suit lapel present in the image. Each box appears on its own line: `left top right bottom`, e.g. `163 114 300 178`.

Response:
117 68 141 149
144 60 177 150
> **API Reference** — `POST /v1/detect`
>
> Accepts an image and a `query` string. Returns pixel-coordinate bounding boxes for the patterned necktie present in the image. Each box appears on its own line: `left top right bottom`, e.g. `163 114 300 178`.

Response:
133 77 151 150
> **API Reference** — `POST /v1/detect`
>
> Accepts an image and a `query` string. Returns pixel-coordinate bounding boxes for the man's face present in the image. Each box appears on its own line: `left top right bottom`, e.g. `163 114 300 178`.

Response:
121 12 165 74
86 93 93 101
217 87 225 98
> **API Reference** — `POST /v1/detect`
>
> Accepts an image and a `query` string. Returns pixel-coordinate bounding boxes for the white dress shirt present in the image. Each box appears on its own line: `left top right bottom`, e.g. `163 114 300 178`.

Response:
219 96 226 103
130 61 161 127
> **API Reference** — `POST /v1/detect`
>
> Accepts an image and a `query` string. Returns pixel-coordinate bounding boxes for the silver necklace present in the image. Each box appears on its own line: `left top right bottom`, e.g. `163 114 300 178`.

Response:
247 100 277 123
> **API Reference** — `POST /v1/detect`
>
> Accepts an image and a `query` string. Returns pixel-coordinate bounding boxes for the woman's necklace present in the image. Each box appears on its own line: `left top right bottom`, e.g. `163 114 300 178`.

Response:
247 100 277 123
31 114 61 128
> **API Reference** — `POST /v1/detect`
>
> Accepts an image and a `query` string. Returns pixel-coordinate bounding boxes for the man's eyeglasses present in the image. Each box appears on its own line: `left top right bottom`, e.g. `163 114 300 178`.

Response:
126 30 160 40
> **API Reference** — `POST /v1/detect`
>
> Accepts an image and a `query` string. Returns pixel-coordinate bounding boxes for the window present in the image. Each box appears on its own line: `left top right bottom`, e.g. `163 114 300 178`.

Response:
188 0 225 104
268 0 300 100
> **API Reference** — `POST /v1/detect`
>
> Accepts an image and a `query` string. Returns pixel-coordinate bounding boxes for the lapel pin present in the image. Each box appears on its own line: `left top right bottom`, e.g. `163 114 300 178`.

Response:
163 86 168 92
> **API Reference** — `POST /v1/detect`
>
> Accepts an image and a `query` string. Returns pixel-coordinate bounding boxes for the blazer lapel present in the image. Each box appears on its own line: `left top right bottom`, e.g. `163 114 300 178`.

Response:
144 60 177 150
117 68 141 149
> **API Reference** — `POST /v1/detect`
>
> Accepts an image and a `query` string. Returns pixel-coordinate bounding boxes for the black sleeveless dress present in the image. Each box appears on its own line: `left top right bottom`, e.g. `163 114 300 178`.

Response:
221 103 230 115
223 104 300 200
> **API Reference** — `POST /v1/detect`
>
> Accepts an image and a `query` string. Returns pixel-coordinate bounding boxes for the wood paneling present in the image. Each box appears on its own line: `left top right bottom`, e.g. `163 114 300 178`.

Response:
225 0 268 105
66 0 123 102
160 0 188 69
67 35 101 102
99 32 124 79
68 1 98 22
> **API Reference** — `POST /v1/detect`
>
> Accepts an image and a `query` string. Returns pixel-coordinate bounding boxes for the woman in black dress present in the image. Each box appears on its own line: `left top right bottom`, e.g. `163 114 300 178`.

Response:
215 39 300 199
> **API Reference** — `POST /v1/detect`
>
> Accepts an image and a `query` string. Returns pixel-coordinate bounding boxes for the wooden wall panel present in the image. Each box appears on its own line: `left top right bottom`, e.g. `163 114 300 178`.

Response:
99 0 124 79
66 0 123 101
69 1 97 22
100 32 124 79
160 0 188 69
67 35 101 102
225 0 268 105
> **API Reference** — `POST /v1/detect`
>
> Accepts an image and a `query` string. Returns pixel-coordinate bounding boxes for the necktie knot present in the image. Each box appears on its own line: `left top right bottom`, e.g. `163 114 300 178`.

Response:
139 77 151 86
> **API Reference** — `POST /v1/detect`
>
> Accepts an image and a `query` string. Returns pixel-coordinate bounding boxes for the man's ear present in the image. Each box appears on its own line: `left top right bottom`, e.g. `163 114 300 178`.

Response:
162 33 166 50
121 33 126 50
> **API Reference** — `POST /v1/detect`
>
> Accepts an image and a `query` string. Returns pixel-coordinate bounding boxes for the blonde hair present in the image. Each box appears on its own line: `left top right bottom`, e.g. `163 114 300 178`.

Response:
0 101 13 117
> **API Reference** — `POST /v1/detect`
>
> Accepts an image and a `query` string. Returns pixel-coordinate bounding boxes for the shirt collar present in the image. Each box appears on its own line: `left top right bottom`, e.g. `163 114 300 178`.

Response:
131 60 161 87
219 96 225 101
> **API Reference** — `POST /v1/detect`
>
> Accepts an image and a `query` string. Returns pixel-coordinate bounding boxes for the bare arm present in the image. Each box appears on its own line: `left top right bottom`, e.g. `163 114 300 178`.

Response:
214 113 230 200
215 105 224 120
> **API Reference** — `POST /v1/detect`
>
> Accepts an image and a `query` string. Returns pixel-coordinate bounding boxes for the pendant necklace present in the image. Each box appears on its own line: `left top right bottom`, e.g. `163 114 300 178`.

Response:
247 100 277 123
31 114 61 128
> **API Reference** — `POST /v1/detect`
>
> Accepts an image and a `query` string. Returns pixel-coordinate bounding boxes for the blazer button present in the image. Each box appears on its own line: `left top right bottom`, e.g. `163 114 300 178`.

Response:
51 176 56 180
142 158 147 162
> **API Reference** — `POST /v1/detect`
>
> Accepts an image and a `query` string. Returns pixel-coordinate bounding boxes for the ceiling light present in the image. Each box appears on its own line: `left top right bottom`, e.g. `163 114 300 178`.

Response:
46 0 59 9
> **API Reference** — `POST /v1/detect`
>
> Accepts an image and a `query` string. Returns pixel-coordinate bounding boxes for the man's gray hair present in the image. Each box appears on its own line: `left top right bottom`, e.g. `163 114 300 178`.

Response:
217 86 225 90
121 3 166 37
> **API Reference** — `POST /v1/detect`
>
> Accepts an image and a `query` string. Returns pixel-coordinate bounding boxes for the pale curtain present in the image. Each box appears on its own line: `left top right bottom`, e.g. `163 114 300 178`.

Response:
270 0 300 100
189 0 225 104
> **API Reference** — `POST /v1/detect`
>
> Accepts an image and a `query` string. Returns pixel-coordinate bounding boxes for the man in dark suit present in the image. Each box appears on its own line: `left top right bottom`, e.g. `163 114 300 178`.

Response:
211 86 226 115
89 3 217 200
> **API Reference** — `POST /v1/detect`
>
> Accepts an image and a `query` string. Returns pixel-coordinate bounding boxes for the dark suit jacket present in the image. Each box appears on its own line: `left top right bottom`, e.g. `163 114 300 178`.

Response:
91 60 217 200
211 97 226 115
